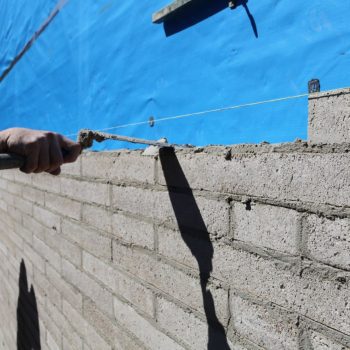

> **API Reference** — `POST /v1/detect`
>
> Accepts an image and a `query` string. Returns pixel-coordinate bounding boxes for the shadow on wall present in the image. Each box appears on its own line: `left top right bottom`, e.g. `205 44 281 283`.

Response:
159 147 231 350
164 0 258 37
17 260 41 350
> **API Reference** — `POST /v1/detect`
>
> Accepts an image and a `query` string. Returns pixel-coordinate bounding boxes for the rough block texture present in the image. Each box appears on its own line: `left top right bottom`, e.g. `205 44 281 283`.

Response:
309 88 350 143
0 138 350 349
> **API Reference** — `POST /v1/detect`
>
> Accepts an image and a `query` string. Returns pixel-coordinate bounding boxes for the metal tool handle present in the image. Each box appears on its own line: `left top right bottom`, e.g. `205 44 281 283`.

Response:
0 153 25 170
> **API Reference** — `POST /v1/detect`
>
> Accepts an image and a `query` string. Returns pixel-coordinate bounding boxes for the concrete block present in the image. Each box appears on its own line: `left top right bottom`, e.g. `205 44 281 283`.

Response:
22 213 47 242
0 198 7 212
157 225 214 272
81 151 155 184
63 335 83 350
47 331 60 350
112 185 153 218
22 186 45 206
212 243 301 312
33 205 61 231
112 185 229 237
60 177 109 206
13 221 32 245
61 219 111 261
157 296 231 350
157 149 350 207
45 192 81 220
0 170 15 181
309 331 350 350
153 191 230 237
22 242 46 274
34 268 62 309
112 212 154 249
309 88 350 143
46 264 83 312
13 197 33 216
45 229 82 267
230 294 299 350
46 299 83 350
7 205 22 223
62 300 111 350
299 265 350 335
82 203 111 233
83 298 144 350
233 202 300 255
13 171 33 185
6 181 22 196
32 173 61 193
60 158 81 177
113 296 185 350
62 259 114 319
83 251 154 317
112 242 229 326
304 215 350 270
33 235 61 272
0 191 16 207
39 310 62 350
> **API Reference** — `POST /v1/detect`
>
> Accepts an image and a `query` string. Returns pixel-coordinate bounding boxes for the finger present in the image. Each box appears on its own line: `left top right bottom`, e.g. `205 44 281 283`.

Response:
58 135 81 163
47 135 64 173
20 143 40 174
34 140 50 173
48 167 61 176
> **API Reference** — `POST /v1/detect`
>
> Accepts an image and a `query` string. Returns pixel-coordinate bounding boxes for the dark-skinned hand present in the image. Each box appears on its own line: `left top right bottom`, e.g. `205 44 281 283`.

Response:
0 128 81 176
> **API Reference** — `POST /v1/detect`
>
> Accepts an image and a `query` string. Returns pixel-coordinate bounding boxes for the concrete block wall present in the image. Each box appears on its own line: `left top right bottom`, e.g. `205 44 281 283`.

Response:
0 141 349 350
309 88 350 143
1 89 350 349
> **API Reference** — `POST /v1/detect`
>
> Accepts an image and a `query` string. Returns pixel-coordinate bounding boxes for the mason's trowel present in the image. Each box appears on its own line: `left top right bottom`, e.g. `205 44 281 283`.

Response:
0 129 188 170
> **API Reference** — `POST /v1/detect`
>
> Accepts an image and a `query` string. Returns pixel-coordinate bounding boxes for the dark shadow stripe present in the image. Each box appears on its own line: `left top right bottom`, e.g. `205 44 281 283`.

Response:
0 0 69 83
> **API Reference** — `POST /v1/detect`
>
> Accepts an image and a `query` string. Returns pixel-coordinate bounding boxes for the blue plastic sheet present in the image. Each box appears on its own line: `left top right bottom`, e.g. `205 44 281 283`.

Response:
0 0 349 149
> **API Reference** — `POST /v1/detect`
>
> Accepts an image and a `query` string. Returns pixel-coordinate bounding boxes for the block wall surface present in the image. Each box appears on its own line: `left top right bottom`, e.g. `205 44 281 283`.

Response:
309 88 350 143
0 144 349 350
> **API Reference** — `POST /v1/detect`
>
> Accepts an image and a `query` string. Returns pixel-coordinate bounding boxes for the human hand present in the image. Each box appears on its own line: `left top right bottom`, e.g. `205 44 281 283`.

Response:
0 128 81 175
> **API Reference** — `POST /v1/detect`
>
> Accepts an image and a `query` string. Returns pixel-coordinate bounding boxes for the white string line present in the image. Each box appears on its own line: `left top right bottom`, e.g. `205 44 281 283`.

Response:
65 87 349 138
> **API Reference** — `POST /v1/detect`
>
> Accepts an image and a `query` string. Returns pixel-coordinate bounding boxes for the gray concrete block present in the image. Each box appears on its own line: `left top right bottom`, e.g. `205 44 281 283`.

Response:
83 251 154 317
309 88 350 143
157 149 350 207
112 241 229 326
112 212 154 249
62 300 111 350
83 298 144 350
60 177 109 206
81 151 155 184
212 243 301 311
22 186 45 206
299 264 350 336
61 219 111 261
157 296 231 350
32 173 61 193
33 205 61 231
303 215 350 270
46 264 83 313
309 331 350 350
112 185 230 237
62 259 114 319
33 235 61 272
82 203 111 233
233 202 300 255
113 296 185 350
230 294 299 350
45 192 81 221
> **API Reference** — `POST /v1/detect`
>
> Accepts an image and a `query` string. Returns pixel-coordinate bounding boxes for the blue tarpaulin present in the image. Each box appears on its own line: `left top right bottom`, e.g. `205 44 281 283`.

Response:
0 0 349 149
